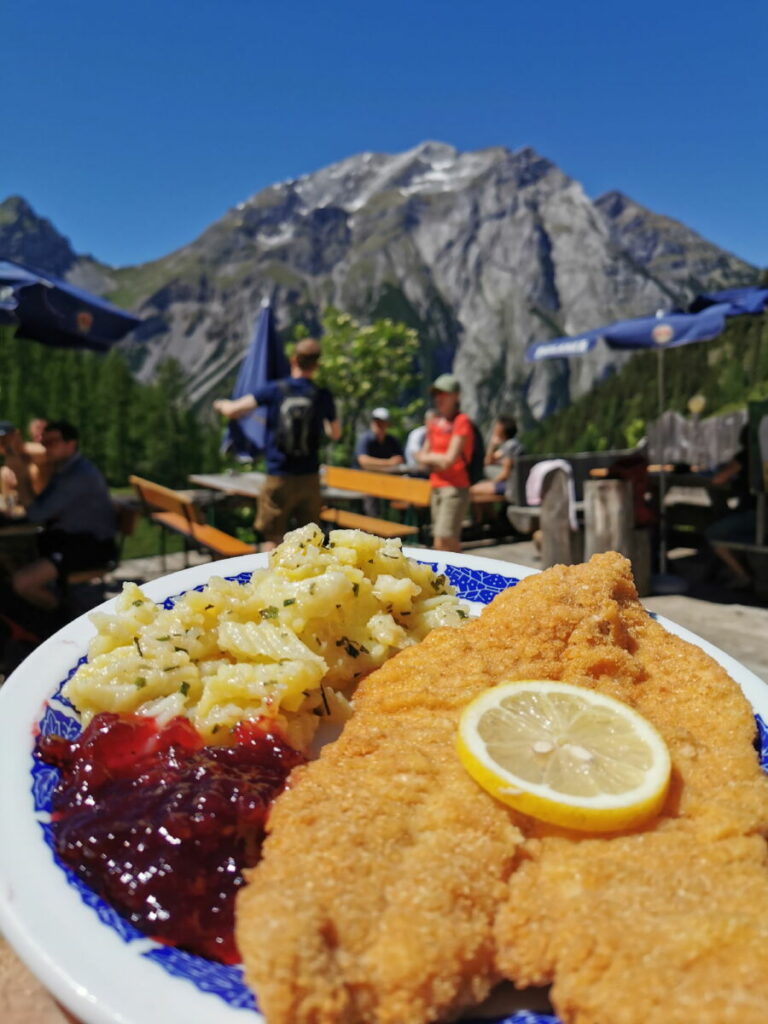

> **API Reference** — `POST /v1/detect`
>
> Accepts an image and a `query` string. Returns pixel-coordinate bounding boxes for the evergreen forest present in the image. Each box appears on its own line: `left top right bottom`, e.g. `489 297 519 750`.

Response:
524 313 768 455
3 309 766 491
0 328 223 487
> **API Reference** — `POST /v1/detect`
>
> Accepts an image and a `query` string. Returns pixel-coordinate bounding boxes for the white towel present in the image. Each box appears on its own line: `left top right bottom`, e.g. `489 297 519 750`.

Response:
525 459 578 531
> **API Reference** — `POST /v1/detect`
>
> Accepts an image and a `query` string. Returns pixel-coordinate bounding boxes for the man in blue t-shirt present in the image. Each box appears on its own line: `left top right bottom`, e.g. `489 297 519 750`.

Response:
214 338 340 549
353 407 404 517
2 420 116 610
354 407 404 472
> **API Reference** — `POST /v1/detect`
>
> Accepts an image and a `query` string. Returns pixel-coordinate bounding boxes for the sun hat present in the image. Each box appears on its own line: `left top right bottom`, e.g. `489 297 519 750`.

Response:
371 407 390 421
430 373 460 394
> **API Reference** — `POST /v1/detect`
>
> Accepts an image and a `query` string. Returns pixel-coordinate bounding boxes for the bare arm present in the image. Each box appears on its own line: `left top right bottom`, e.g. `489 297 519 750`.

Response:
493 454 515 484
711 458 741 487
0 432 36 508
484 444 500 467
418 432 466 472
325 419 342 443
357 452 404 471
213 395 258 420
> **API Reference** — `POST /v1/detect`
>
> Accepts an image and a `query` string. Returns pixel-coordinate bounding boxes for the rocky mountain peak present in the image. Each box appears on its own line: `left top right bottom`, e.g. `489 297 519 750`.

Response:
593 189 631 218
2 143 758 427
0 195 78 277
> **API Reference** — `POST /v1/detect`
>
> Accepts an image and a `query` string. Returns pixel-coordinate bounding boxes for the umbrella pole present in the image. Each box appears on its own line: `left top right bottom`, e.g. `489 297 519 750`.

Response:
657 349 668 575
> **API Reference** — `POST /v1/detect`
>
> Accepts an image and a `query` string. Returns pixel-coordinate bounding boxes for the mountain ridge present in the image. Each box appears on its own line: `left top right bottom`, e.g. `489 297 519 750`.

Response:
0 142 758 426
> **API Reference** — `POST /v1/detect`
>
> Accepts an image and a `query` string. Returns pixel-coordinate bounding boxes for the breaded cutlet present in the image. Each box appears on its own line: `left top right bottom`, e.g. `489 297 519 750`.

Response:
236 553 768 1024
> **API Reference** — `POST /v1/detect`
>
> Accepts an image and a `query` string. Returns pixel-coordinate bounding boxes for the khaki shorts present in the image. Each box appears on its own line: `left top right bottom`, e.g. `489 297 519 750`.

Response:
256 473 322 544
430 485 470 542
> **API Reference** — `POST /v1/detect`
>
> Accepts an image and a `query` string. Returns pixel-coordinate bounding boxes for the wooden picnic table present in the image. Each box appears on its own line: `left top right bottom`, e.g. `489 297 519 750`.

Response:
188 471 367 505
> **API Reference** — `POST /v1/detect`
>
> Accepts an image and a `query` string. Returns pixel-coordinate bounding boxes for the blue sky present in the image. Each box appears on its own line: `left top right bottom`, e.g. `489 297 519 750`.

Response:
3 0 766 269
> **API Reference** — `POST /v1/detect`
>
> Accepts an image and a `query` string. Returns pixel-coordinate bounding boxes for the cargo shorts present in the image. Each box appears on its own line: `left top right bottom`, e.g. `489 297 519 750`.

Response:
430 484 470 542
256 473 322 544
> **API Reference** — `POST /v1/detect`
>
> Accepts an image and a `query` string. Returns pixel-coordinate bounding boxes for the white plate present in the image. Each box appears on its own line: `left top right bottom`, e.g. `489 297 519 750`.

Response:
0 550 766 1024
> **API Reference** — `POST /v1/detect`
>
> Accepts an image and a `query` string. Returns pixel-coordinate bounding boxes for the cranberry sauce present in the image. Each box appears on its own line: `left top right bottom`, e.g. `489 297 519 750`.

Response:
37 713 305 963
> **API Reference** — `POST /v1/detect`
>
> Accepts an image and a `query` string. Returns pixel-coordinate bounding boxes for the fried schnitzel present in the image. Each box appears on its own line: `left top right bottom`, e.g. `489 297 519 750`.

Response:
236 553 768 1024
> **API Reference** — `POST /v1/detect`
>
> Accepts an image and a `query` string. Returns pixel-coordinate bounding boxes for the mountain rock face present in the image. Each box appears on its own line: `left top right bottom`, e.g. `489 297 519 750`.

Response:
0 145 757 426
0 196 115 294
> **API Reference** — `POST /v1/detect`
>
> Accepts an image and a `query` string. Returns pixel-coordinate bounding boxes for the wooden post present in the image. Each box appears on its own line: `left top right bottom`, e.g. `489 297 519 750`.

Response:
584 479 651 595
584 479 633 559
540 468 580 568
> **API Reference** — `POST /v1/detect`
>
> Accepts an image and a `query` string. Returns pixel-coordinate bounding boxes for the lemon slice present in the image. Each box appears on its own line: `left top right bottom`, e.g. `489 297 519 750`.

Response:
457 680 671 832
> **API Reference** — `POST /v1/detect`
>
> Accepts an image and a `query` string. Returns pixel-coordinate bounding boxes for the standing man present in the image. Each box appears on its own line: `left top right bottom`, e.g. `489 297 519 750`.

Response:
214 337 340 550
3 420 117 609
417 373 473 552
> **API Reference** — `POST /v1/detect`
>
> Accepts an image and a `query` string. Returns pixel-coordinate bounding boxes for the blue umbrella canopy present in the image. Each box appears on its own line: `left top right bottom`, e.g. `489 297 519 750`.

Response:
524 302 755 577
689 286 768 316
525 304 732 362
223 302 290 460
0 258 141 351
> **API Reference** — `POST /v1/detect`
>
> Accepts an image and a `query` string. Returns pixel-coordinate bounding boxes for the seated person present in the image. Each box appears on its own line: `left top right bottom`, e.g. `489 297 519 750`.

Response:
354 408 404 517
25 417 53 493
606 447 657 528
3 420 117 610
354 408 404 472
0 418 51 509
704 427 756 590
470 415 522 497
404 410 435 475
0 421 18 512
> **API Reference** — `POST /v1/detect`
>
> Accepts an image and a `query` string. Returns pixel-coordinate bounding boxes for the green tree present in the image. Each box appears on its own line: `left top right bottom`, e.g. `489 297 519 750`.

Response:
526 312 768 455
138 359 194 486
302 308 422 464
95 349 138 483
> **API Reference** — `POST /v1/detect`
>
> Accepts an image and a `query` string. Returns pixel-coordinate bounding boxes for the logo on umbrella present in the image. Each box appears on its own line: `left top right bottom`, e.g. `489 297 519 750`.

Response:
651 324 674 345
76 310 94 334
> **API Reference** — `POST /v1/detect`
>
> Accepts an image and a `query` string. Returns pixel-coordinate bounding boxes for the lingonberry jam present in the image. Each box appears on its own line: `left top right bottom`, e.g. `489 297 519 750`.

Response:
37 713 305 963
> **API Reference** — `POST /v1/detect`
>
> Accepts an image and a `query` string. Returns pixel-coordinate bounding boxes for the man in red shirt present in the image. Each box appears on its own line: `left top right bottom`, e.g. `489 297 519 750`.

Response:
416 373 473 552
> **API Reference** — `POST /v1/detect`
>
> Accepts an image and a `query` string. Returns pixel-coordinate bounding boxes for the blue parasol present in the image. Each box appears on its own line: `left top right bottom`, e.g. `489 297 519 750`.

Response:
222 301 290 460
0 258 141 351
689 286 768 316
525 303 732 363
525 302 760 576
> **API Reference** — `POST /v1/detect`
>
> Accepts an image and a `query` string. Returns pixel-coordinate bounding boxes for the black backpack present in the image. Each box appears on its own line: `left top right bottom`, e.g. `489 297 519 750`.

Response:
274 381 318 459
466 420 486 484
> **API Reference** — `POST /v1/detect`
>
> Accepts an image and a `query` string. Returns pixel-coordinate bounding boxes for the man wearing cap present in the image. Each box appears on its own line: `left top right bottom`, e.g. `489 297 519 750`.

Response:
354 408 405 517
354 408 404 473
416 373 473 552
214 337 340 550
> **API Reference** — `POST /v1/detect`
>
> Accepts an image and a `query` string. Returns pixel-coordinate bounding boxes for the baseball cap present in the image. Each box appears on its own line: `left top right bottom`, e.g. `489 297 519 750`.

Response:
371 407 390 421
430 373 460 394
0 420 16 437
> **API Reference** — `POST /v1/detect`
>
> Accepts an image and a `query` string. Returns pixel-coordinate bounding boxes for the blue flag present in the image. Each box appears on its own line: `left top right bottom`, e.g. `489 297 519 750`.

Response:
223 303 290 460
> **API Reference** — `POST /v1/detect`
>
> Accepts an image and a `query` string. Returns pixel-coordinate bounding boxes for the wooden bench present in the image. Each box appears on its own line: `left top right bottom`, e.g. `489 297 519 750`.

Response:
129 475 256 565
320 466 431 540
